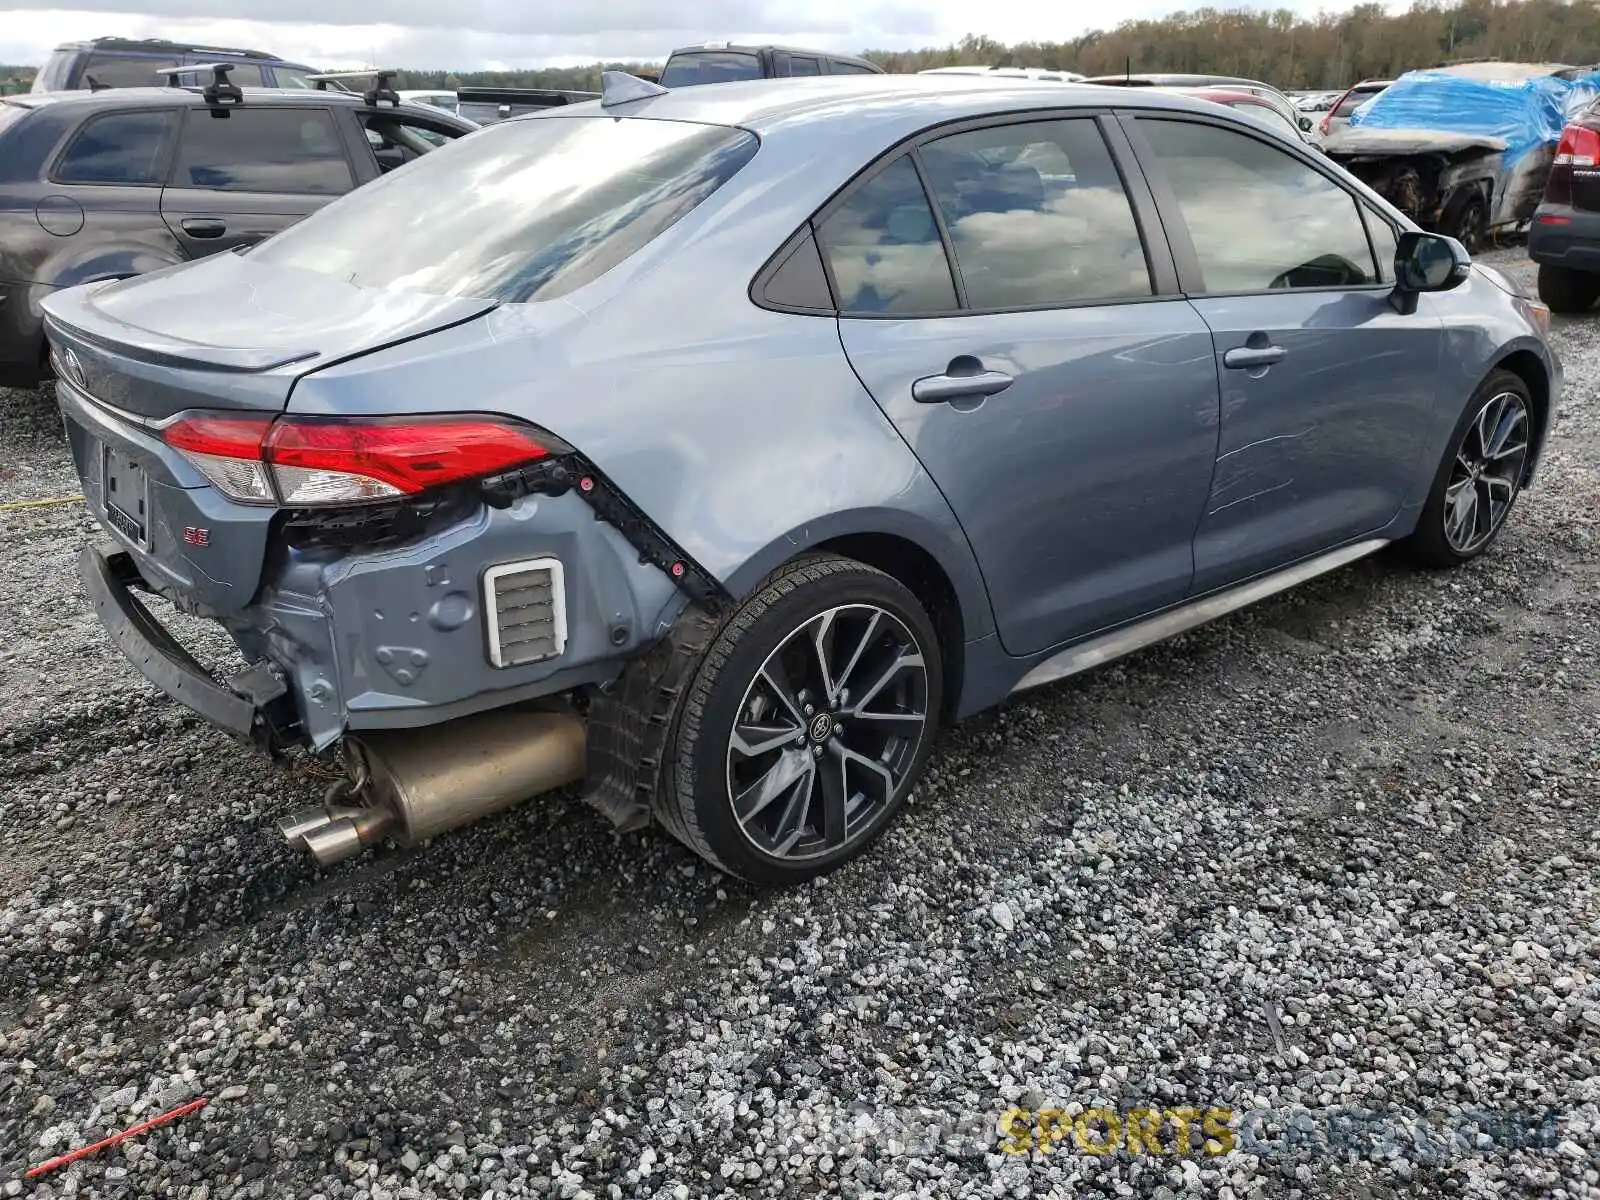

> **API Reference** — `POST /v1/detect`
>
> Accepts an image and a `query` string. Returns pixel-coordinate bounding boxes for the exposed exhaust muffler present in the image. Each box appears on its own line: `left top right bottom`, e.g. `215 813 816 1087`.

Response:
278 709 586 867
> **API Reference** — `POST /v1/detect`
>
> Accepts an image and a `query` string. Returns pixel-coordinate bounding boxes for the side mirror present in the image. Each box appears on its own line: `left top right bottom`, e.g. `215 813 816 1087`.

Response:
1391 230 1471 313
1299 115 1313 131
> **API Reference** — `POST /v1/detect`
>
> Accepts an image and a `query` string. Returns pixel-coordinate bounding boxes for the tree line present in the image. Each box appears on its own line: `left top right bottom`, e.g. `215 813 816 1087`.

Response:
6 0 1600 95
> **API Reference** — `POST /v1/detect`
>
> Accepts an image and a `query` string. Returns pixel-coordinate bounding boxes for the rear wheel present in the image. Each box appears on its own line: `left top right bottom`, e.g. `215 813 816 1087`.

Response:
1401 369 1533 568
1537 263 1600 313
657 554 942 885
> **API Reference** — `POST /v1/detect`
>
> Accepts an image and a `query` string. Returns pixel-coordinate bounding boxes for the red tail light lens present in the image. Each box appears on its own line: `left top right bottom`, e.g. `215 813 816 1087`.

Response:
161 413 556 507
265 418 551 505
1555 124 1600 166
1319 111 1332 136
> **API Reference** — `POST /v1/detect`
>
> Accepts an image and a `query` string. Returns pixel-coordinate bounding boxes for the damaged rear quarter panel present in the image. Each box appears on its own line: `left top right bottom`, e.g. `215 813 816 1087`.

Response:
241 491 683 749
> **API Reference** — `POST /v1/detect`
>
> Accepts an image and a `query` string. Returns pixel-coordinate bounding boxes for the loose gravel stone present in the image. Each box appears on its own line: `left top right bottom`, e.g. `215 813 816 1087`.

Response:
0 247 1596 1198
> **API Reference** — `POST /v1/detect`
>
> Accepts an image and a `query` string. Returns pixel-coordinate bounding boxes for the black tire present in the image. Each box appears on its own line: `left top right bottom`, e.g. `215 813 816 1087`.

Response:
656 553 943 885
1537 263 1600 314
1442 190 1488 253
1401 369 1534 568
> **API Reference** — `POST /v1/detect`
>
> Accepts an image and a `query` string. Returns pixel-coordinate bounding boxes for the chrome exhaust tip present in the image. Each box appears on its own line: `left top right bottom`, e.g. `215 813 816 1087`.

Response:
278 709 586 866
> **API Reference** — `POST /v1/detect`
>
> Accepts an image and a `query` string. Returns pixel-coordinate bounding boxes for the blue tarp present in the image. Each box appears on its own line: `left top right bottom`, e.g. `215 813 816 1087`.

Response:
1348 67 1600 167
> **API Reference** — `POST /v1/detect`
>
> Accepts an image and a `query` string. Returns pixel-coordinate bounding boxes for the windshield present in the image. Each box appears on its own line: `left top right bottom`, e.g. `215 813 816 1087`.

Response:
250 115 759 303
1335 87 1383 118
32 51 72 93
660 51 762 87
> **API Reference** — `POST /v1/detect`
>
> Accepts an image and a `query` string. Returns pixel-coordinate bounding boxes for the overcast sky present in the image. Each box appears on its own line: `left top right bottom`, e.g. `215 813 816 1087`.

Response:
1 2 1381 70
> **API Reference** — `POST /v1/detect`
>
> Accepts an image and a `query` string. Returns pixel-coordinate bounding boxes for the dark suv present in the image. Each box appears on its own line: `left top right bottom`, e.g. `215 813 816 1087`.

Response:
0 77 474 388
32 37 323 93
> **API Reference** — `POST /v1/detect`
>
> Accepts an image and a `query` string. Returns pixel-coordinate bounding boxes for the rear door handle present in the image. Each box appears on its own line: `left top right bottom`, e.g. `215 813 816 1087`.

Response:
181 218 227 239
912 364 1015 404
1222 345 1287 370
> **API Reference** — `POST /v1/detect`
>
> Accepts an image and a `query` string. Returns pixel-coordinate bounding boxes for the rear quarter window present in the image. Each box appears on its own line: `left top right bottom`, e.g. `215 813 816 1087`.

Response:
248 116 759 302
55 109 179 184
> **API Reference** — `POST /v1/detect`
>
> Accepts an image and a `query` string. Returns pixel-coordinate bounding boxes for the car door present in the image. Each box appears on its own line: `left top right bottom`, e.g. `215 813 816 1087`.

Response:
40 107 185 275
160 104 357 256
825 116 1222 658
1124 113 1443 593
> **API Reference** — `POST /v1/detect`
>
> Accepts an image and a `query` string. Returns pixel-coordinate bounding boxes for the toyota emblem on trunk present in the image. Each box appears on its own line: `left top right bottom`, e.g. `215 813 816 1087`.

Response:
58 347 86 390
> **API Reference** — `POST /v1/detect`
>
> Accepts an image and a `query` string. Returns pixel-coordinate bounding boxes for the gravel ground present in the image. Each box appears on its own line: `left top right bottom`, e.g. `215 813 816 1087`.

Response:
1 246 1597 1200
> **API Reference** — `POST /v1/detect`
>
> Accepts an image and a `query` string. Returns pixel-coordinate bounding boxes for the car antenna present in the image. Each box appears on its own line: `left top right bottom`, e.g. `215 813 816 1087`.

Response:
600 70 668 107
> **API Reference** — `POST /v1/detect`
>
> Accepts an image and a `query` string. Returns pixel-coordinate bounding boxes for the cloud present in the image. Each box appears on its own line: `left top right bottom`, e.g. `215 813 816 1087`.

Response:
0 2 1379 70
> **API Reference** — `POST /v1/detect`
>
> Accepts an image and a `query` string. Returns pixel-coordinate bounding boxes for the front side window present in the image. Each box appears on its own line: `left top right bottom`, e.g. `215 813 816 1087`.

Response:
363 113 461 169
1138 118 1378 292
169 107 354 195
830 61 878 75
659 51 763 87
249 116 758 303
782 55 822 76
1362 205 1399 283
55 109 178 184
917 119 1152 309
816 155 957 314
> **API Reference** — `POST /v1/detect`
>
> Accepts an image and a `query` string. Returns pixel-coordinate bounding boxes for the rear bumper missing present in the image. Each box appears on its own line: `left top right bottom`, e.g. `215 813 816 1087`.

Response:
81 542 297 746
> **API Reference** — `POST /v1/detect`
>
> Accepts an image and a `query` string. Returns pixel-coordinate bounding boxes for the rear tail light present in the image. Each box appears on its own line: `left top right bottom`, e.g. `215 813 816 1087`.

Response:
1319 111 1332 136
162 413 559 507
1554 124 1600 167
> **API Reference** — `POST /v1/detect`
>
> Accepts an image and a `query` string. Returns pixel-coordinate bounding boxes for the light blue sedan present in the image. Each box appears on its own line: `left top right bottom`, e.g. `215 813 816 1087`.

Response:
43 72 1558 885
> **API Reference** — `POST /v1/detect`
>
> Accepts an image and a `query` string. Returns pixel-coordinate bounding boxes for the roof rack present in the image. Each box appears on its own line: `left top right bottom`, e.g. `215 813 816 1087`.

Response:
91 35 275 60
158 62 244 105
306 68 400 106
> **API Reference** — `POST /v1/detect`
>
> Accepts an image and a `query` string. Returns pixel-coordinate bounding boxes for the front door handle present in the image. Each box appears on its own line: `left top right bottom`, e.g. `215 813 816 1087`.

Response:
912 359 1015 404
181 218 227 239
1222 344 1287 370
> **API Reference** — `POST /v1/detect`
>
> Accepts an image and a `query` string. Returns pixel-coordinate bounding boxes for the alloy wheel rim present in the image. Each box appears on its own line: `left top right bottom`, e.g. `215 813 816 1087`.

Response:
1443 390 1529 554
726 604 930 862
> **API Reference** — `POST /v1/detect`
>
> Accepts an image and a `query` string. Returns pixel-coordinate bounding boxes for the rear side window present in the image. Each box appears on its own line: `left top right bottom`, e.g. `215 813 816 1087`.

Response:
780 55 822 76
80 53 177 89
816 155 957 314
211 62 263 87
169 107 353 195
55 109 178 184
248 116 759 303
660 51 763 87
917 119 1152 309
1138 118 1378 293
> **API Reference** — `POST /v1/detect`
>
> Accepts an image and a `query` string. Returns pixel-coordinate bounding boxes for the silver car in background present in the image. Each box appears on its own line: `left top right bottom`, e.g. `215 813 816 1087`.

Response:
44 74 1558 885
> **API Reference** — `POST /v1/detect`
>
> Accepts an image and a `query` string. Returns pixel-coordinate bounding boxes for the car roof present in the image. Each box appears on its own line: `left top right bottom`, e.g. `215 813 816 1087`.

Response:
14 86 464 118
50 36 286 61
546 74 1271 142
667 43 877 64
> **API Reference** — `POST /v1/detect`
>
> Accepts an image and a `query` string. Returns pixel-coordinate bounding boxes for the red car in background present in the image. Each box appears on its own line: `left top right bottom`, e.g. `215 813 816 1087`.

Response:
1529 100 1600 311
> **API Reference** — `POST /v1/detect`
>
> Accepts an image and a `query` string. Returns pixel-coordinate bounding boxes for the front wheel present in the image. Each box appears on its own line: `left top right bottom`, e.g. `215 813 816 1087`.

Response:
657 554 942 885
1401 369 1533 568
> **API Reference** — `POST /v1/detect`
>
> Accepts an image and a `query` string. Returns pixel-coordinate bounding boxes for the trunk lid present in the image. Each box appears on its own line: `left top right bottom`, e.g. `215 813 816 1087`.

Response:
46 251 499 617
41 250 499 421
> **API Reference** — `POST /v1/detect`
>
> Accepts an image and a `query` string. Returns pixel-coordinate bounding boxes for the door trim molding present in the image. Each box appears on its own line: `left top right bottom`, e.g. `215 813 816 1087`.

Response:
1011 537 1390 693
